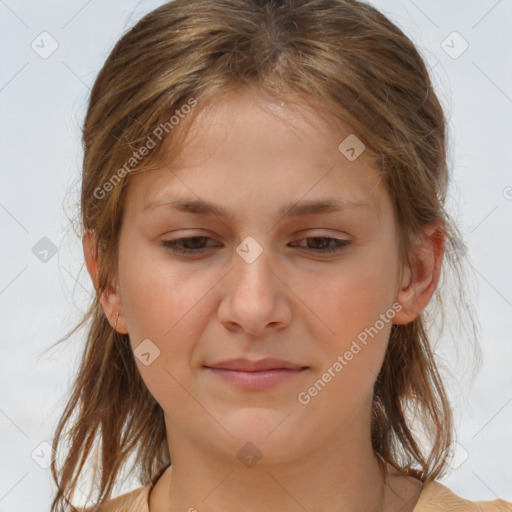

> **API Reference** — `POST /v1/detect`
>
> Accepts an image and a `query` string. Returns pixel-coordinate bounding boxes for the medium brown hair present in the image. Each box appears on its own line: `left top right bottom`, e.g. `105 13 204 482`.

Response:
50 0 478 509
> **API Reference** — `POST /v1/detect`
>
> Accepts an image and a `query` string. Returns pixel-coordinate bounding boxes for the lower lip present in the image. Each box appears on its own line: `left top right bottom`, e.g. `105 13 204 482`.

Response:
205 367 307 390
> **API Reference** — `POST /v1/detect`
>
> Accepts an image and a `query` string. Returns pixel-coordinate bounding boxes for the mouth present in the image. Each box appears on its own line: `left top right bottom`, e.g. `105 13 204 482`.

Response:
204 357 309 391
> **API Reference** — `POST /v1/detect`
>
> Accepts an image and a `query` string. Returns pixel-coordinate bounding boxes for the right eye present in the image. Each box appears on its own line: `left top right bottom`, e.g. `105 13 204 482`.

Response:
160 236 217 255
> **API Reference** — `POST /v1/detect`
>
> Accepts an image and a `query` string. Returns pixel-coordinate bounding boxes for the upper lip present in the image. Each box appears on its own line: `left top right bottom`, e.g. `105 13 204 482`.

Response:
205 357 307 371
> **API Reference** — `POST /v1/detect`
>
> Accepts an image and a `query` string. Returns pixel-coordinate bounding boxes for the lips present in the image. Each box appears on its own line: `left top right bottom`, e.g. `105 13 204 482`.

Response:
205 357 308 372
204 358 309 391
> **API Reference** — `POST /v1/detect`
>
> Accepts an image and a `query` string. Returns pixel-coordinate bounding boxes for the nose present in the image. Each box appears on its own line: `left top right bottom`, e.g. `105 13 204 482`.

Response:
217 241 291 336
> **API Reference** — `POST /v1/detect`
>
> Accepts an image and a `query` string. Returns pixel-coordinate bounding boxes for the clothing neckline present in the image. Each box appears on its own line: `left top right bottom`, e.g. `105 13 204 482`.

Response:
138 466 437 512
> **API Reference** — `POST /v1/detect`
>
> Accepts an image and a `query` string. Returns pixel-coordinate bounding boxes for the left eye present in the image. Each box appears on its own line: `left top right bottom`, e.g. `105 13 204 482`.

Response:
290 236 351 253
161 236 350 255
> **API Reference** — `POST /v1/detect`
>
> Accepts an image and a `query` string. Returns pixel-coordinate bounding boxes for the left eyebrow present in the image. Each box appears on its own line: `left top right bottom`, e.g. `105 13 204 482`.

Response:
142 196 371 220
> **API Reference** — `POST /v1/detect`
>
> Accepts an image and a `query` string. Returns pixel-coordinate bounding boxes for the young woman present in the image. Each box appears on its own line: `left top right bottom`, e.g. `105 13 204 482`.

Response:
50 0 511 511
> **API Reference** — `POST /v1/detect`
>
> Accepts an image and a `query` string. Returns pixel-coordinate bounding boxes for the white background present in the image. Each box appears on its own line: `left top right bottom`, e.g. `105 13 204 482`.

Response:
0 0 511 510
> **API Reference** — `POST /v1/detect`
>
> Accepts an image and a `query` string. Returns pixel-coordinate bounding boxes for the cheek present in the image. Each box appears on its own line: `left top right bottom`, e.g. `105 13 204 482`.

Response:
119 244 200 333
119 250 211 407
308 249 398 339
118 246 210 375
301 242 399 394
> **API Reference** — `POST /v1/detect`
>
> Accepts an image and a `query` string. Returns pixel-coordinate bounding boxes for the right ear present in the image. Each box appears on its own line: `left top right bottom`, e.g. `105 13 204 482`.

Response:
82 228 128 334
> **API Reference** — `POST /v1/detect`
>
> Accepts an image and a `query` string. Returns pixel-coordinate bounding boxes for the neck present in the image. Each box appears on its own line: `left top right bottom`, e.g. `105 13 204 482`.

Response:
148 411 411 512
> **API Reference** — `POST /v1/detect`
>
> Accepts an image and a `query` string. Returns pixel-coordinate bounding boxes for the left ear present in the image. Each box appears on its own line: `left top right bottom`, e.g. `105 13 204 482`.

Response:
393 220 445 325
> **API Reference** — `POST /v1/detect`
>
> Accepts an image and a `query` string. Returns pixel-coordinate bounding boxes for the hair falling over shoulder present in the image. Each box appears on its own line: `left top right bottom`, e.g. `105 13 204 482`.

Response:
50 1 479 509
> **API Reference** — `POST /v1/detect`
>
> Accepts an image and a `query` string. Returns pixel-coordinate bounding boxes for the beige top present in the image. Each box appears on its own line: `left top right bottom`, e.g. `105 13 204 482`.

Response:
87 473 512 512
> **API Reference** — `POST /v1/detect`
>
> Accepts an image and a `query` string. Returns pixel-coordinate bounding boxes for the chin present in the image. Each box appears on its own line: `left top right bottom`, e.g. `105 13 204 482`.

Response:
213 408 311 463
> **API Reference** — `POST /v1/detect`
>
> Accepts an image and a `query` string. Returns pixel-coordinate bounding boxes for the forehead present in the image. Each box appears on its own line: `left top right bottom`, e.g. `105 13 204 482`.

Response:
124 88 389 223
172 88 355 165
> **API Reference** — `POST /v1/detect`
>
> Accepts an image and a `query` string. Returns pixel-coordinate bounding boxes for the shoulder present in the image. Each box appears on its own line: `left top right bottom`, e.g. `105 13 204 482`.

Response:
414 481 512 512
80 484 151 512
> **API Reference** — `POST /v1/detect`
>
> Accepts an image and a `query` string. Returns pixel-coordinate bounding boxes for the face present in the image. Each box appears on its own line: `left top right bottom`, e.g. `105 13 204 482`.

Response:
113 89 405 464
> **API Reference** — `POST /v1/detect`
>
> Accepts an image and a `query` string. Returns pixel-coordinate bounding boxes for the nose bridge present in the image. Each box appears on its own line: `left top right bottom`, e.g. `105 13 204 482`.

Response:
233 235 274 294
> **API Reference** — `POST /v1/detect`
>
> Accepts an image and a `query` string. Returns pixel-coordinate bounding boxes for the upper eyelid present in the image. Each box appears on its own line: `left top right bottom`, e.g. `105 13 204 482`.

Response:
161 234 351 243
160 235 352 248
160 228 352 240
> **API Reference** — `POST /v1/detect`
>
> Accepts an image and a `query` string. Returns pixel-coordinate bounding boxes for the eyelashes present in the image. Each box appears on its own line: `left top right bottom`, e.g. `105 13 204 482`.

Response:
161 236 214 254
160 236 351 256
291 237 351 253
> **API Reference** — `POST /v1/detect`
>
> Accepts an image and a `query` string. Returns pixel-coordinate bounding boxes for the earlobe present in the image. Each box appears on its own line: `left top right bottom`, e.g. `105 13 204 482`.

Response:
82 229 129 334
392 221 445 325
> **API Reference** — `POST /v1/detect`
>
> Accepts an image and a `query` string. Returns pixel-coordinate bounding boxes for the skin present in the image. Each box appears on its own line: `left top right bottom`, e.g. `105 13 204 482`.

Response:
84 88 444 512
